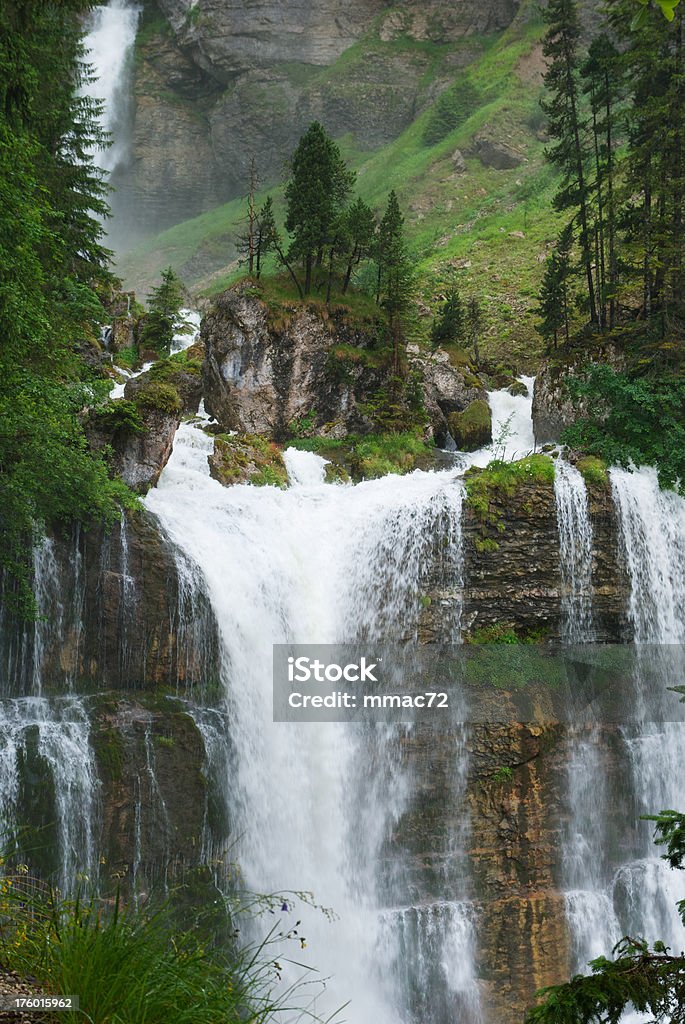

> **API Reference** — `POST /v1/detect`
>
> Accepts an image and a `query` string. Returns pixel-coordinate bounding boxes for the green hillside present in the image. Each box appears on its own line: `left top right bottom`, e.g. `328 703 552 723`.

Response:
118 13 562 371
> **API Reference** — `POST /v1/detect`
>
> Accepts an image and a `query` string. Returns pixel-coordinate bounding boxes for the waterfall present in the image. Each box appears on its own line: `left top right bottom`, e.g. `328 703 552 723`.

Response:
0 697 98 894
82 1 141 180
145 419 479 1023
562 465 685 980
554 458 594 642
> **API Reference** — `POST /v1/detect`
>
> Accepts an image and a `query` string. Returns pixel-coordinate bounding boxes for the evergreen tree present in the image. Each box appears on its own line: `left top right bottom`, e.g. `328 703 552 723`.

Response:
236 157 258 274
536 225 574 349
140 267 185 354
284 122 355 295
581 35 623 330
430 287 465 348
542 0 598 325
0 0 134 613
377 191 415 374
254 196 278 279
341 197 376 294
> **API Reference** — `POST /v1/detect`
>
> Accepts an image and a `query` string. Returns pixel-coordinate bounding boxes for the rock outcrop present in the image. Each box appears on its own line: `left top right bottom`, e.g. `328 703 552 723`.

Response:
202 286 390 439
532 345 626 444
410 344 486 446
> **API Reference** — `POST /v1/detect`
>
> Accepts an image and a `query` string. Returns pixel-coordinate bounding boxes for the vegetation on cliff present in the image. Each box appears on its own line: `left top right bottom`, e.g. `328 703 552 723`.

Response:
0 0 137 614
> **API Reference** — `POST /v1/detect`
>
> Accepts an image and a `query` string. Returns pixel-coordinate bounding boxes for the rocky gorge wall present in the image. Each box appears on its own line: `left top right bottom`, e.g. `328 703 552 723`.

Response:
119 0 519 243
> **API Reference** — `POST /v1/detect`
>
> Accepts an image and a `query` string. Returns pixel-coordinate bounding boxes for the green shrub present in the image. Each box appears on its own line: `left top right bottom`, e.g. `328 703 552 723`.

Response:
134 380 183 415
93 400 144 436
423 80 483 146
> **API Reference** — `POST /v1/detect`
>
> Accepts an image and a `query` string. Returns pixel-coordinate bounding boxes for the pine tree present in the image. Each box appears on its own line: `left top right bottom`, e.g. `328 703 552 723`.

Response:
430 287 465 348
254 196 278 279
581 35 623 330
140 267 185 354
341 197 376 294
236 157 258 274
542 0 598 326
377 191 415 374
536 225 574 349
284 122 355 295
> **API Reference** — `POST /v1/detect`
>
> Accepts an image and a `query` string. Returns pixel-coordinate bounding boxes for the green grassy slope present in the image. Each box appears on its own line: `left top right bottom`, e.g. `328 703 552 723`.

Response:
118 12 563 371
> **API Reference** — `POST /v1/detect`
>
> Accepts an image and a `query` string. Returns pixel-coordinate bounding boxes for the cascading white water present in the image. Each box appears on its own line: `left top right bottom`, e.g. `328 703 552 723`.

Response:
554 458 594 642
145 419 480 1022
81 1 141 180
562 465 685 986
0 697 98 894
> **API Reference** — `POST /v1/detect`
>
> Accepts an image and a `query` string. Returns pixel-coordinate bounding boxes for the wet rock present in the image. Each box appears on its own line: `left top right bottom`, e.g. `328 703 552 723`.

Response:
410 346 485 446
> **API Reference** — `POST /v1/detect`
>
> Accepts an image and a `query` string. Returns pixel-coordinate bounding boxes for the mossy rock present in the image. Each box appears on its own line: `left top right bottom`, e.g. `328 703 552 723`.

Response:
575 455 609 488
133 379 183 415
508 380 528 397
448 399 492 452
208 434 288 488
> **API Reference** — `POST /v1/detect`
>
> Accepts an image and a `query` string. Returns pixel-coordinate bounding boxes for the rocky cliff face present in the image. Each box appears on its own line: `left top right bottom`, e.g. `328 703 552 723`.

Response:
121 0 519 242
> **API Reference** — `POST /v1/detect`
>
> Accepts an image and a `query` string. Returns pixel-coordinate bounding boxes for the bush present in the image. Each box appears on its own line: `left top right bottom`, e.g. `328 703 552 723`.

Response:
134 380 183 415
561 365 685 491
423 80 482 146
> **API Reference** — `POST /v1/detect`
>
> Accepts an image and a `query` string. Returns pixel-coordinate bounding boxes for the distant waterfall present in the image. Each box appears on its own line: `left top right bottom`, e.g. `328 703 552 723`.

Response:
554 458 594 642
145 421 480 1024
81 1 141 242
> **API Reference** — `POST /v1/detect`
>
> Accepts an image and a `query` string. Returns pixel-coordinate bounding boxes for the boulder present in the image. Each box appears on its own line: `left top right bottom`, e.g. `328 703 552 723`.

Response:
451 148 467 173
202 284 388 439
208 434 288 488
473 135 525 170
448 398 493 451
411 346 485 446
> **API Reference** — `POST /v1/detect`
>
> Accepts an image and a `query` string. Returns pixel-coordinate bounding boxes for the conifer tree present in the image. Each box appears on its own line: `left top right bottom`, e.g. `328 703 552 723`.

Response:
377 191 415 374
431 287 465 348
254 196 278 279
536 225 574 349
341 197 376 294
542 0 598 325
140 267 185 354
284 122 355 295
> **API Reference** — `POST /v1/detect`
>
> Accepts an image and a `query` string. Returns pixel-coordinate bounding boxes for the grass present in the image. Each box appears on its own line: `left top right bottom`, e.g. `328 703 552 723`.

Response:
287 430 433 481
0 867 338 1024
464 453 555 526
117 12 561 371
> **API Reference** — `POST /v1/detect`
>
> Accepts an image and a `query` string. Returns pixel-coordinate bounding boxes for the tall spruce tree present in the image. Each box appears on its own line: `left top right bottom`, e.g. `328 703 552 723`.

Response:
536 224 574 349
377 191 414 374
284 122 355 295
341 197 376 294
542 0 598 326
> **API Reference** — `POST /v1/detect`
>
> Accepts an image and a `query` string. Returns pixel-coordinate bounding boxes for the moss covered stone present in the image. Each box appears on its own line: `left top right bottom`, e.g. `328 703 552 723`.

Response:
134 379 183 414
448 399 492 452
575 455 609 488
208 434 288 488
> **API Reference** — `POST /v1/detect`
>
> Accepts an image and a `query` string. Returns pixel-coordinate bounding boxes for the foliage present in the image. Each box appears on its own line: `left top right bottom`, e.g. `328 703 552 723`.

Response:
422 79 482 145
536 223 574 348
431 287 466 348
377 191 415 373
140 267 186 354
284 122 355 295
0 0 144 614
92 400 145 437
0 866 340 1024
525 810 685 1024
210 435 288 488
560 365 685 490
287 430 432 481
